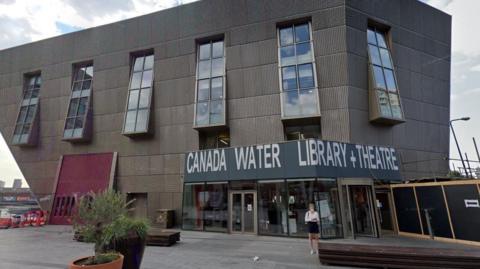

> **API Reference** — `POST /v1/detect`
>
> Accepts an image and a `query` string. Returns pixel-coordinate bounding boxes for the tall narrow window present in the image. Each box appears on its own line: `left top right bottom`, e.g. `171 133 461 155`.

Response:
278 22 320 119
367 27 404 123
194 39 226 127
63 64 93 140
123 53 154 135
12 74 41 145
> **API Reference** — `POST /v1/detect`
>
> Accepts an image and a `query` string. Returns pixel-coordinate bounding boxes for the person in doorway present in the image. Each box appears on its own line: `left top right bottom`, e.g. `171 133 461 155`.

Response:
305 202 320 255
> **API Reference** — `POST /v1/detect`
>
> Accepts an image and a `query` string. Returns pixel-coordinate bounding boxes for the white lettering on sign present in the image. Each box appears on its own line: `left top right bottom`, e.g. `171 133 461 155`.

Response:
186 149 227 173
235 144 281 171
465 199 480 208
298 140 399 171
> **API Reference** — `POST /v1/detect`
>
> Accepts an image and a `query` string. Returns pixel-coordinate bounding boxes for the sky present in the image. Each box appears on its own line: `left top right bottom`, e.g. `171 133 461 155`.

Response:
0 0 479 187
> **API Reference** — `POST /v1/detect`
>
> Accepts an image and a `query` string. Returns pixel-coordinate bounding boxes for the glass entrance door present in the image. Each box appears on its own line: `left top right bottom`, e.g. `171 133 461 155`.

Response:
349 185 376 237
230 191 257 234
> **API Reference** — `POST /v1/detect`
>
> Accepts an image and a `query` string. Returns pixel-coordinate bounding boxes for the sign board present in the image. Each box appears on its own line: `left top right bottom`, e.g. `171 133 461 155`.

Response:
465 199 480 208
184 139 402 182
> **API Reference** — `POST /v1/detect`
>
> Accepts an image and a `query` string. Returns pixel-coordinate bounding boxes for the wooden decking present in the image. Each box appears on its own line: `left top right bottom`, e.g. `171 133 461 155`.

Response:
146 228 180 247
318 242 480 269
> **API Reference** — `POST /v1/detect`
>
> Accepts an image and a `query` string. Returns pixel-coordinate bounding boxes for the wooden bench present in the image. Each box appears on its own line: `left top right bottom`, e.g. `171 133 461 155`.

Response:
318 242 480 269
146 229 180 247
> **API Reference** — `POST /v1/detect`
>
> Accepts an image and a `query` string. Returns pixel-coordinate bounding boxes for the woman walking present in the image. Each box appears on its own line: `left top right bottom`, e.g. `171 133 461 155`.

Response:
305 202 320 255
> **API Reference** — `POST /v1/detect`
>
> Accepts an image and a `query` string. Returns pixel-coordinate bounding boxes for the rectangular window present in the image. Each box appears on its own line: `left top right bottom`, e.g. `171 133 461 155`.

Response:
285 124 321 140
194 39 226 127
123 53 154 135
182 183 206 231
278 22 320 119
367 27 404 123
199 130 230 150
64 64 93 140
13 74 41 145
258 180 288 236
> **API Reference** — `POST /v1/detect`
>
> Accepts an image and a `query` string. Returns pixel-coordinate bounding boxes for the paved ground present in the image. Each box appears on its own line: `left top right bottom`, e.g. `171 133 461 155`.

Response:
0 226 478 269
0 225 344 269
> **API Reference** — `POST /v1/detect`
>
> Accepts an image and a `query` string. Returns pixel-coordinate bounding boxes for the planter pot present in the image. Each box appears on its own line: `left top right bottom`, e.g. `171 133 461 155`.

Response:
112 236 146 269
69 254 124 269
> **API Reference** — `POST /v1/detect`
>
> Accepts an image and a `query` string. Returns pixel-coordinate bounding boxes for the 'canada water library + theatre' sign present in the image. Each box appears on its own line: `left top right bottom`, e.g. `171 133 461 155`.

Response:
184 139 402 182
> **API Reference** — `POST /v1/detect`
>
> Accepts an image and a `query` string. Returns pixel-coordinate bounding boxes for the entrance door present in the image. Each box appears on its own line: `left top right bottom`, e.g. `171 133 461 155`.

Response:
349 186 376 237
230 192 257 234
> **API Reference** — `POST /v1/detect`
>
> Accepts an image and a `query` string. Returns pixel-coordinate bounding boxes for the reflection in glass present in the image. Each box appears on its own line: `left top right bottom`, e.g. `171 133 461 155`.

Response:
258 181 288 235
182 183 205 231
204 183 228 232
139 88 151 108
377 90 392 117
368 45 381 65
135 109 148 131
124 111 136 132
282 66 297 90
389 93 402 118
384 69 396 92
296 43 312 64
295 24 310 43
131 72 142 89
144 55 154 70
299 89 318 115
133 57 144 71
199 43 210 60
280 45 295 66
211 58 224 77
280 27 294 46
128 89 139 109
141 70 153 88
283 91 300 117
379 48 392 68
196 102 209 125
373 66 386 89
316 179 342 238
376 32 387 48
298 64 314 89
367 29 377 45
212 41 223 58
198 60 211 79
197 79 210 101
211 78 223 100
287 179 316 237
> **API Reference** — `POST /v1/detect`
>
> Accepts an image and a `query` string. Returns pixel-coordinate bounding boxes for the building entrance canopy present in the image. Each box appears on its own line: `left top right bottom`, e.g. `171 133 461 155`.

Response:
184 139 402 182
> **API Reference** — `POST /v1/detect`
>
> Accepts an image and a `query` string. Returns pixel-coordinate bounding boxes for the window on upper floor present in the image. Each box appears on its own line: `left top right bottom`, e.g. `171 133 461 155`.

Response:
285 124 321 140
367 26 404 124
278 22 320 120
194 39 226 128
12 74 41 146
63 63 93 141
123 52 154 135
199 130 230 150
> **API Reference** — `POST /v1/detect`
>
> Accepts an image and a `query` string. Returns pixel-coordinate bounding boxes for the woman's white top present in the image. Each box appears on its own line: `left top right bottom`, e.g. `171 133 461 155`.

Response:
305 211 319 223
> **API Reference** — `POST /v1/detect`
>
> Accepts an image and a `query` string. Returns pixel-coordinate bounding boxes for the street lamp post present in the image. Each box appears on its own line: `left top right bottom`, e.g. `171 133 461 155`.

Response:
450 117 470 178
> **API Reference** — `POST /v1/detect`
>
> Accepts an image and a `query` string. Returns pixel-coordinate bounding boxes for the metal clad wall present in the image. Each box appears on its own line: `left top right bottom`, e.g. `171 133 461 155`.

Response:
444 184 480 242
415 186 452 238
392 187 422 234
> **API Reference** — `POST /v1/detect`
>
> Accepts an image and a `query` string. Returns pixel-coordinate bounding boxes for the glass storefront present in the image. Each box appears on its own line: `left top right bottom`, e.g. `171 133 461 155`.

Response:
204 182 228 232
182 178 343 238
258 180 288 236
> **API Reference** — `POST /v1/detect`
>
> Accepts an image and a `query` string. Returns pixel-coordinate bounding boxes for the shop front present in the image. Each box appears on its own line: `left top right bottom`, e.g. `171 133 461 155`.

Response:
182 139 401 239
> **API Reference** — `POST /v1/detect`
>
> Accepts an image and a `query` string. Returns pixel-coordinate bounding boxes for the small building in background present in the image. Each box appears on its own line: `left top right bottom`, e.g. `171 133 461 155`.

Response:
12 179 23 189
0 180 5 189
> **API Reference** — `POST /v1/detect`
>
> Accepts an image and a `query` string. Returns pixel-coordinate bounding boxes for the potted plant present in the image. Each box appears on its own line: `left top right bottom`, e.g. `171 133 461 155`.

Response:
71 190 149 269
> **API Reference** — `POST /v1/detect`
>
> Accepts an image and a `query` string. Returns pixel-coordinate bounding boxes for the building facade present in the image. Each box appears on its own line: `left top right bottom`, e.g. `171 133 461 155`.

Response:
0 0 451 238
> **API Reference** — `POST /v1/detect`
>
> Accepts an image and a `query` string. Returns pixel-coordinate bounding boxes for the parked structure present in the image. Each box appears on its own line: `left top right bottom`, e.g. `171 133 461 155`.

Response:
0 0 451 239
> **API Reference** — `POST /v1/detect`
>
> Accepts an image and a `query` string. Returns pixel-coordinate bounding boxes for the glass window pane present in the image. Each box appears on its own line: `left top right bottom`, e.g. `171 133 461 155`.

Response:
212 41 224 58
24 90 32 100
299 89 318 116
14 125 23 135
72 90 81 98
296 43 312 64
22 124 30 134
25 105 36 123
258 181 288 235
210 100 223 115
29 77 36 86
196 102 209 125
367 29 377 45
197 79 210 101
139 88 151 109
384 69 397 92
144 55 154 70
74 117 84 128
282 66 298 91
279 27 294 46
368 45 381 65
85 66 93 80
35 76 42 87
389 94 402 119
75 68 85 81
377 90 392 117
68 99 79 117
64 129 73 138
280 45 295 66
282 91 300 117
128 89 139 110
379 48 392 68
73 128 83 138
135 109 149 132
211 58 224 77
199 43 211 60
198 60 211 79
209 113 223 125
211 78 223 100
376 32 387 48
133 57 144 72
82 80 91 90
373 66 386 90
20 134 29 144
131 72 142 89
287 179 316 236
65 118 75 130
77 97 88 116
182 184 205 231
295 24 310 43
204 183 228 232
124 111 137 132
73 82 82 92
317 179 343 238
17 106 28 123
298 64 314 89
31 89 39 98
80 89 90 97
141 70 153 88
